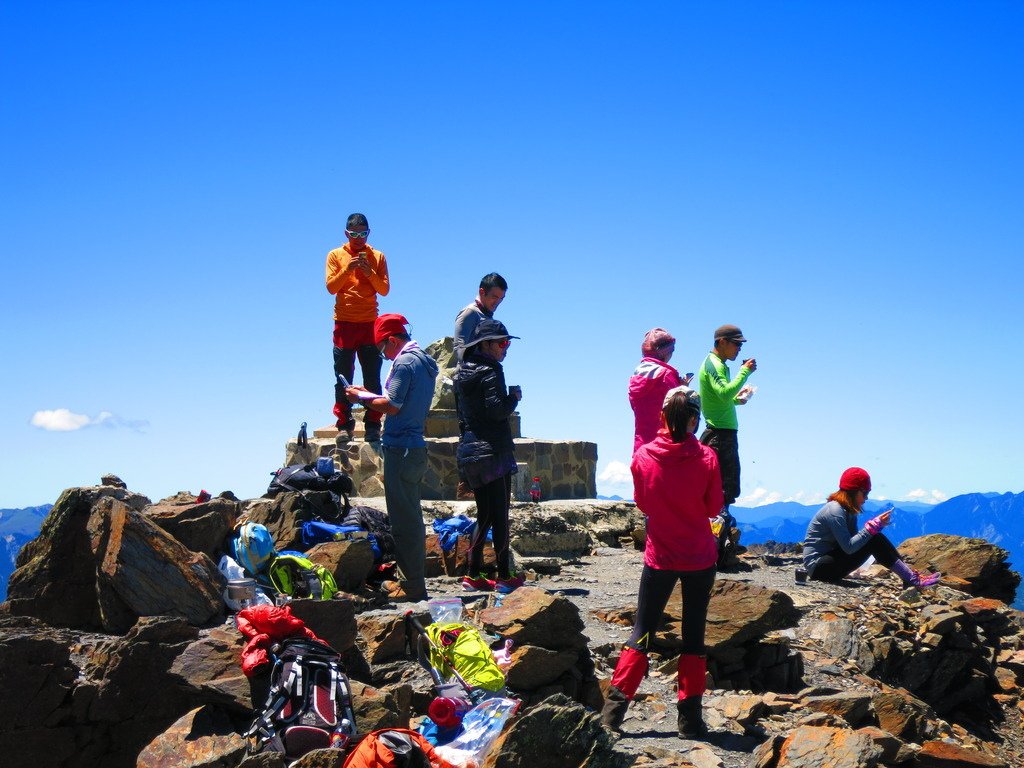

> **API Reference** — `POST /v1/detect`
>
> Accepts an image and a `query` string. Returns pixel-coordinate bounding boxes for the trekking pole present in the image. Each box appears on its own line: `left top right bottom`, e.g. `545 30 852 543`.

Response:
404 610 476 696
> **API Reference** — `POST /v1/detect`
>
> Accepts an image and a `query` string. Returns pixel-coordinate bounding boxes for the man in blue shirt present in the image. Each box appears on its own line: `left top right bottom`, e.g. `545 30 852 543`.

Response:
346 313 439 601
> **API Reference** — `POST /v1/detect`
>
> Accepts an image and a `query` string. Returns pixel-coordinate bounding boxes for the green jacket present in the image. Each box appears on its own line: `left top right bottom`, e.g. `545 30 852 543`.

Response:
698 353 752 430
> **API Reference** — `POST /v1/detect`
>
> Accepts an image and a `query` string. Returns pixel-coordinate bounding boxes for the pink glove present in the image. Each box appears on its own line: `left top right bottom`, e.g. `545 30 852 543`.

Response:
864 515 889 535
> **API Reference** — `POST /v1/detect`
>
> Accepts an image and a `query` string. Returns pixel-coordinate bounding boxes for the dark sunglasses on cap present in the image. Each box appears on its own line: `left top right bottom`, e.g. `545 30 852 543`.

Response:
346 229 370 239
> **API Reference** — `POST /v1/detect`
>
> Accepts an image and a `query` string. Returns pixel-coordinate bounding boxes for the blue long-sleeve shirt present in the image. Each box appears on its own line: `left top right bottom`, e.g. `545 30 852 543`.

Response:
803 501 873 575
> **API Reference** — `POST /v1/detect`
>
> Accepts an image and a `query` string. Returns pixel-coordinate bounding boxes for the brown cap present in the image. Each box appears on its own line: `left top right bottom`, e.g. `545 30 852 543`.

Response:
714 324 747 342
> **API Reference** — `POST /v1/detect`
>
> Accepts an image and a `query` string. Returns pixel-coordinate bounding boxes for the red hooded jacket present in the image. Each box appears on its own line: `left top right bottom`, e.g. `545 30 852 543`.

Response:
631 430 723 571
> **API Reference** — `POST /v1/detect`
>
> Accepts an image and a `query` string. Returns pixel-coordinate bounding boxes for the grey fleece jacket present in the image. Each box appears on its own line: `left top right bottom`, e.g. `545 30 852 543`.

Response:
802 501 873 575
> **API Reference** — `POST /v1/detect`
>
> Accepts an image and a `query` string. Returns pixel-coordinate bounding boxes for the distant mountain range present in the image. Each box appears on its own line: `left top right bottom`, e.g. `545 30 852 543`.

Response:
0 505 52 600
4 492 1023 605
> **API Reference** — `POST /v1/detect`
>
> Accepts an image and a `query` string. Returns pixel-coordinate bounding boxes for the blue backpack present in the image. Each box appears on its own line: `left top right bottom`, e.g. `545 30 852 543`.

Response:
301 521 380 560
232 522 277 579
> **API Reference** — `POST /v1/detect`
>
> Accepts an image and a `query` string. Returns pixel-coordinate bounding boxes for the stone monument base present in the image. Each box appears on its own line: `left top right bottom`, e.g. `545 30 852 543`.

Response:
285 435 596 501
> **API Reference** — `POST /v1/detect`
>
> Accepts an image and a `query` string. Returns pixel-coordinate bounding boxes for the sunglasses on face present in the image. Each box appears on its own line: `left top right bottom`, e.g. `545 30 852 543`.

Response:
346 229 370 239
496 338 511 349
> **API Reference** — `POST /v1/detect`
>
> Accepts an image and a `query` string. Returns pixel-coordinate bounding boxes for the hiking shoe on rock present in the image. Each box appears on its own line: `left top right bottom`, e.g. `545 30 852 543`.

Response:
495 574 526 594
462 574 495 591
914 570 942 588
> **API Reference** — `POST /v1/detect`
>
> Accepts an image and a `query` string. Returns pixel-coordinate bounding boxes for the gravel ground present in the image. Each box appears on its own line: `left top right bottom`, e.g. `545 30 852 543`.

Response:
418 543 1024 768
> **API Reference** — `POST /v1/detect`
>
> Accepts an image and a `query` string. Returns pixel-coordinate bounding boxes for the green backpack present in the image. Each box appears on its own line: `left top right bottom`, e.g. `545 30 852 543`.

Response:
268 554 339 601
424 622 506 692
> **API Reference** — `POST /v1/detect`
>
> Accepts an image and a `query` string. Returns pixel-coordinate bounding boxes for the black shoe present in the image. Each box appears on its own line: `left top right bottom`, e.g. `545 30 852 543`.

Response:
677 697 708 739
600 686 629 733
363 422 381 443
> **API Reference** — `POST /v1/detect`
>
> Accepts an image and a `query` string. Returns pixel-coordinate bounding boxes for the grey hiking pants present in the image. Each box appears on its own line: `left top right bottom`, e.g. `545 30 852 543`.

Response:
383 445 428 598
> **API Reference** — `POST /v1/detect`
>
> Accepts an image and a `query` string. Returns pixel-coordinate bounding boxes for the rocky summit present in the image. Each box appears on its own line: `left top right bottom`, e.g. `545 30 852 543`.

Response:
2 479 1024 768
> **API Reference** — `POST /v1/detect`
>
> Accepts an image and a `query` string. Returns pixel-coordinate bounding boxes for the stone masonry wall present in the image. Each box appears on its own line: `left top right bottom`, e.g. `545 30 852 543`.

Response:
284 437 597 501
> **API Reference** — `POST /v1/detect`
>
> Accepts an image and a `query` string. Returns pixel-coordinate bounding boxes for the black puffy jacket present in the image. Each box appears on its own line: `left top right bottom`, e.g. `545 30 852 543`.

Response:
454 352 517 476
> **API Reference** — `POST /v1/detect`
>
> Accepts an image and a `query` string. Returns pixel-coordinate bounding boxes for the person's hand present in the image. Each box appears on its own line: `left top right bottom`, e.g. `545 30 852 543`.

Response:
742 357 757 372
682 373 694 386
353 252 372 275
509 385 523 402
864 513 891 535
736 386 753 404
345 385 369 404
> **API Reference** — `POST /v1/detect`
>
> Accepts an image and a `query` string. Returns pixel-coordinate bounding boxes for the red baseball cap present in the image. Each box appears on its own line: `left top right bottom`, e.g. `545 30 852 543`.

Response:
839 467 872 493
373 313 409 346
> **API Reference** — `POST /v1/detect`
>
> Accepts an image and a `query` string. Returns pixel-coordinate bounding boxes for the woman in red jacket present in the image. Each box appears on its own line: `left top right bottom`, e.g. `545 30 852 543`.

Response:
628 328 691 454
602 386 723 739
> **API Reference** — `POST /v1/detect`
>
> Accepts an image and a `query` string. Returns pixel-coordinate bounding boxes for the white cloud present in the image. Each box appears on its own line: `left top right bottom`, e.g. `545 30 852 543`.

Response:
598 460 631 485
904 488 948 504
30 409 148 433
30 409 92 431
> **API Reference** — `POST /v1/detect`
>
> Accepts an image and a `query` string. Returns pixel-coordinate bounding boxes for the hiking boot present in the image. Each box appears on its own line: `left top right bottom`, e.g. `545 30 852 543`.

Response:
677 697 708 739
462 574 495 591
335 419 356 447
600 685 629 733
383 579 428 602
495 573 526 594
363 421 381 443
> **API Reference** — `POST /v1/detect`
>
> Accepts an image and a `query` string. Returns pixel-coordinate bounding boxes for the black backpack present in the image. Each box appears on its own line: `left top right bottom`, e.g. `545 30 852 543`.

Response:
341 504 396 563
245 637 359 759
268 463 355 522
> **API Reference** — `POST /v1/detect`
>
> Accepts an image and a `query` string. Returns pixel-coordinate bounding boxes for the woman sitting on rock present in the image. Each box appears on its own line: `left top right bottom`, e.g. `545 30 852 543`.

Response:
454 319 525 594
602 386 721 739
803 467 941 587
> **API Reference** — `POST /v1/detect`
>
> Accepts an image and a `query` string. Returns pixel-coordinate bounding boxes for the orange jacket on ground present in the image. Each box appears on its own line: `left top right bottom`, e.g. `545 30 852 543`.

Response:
326 243 390 322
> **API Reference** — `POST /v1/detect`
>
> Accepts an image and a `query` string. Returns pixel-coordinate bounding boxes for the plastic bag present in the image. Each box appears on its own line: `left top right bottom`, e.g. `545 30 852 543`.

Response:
434 697 519 766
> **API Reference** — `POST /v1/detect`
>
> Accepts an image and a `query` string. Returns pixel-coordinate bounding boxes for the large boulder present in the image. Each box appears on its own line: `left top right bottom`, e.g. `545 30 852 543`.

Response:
898 535 1020 603
289 596 359 653
136 705 247 768
481 693 629 768
88 497 226 633
701 580 801 650
305 539 375 592
167 625 250 712
751 725 881 767
144 492 240 559
6 485 149 630
478 587 588 651
0 616 83 767
244 492 341 553
508 511 589 558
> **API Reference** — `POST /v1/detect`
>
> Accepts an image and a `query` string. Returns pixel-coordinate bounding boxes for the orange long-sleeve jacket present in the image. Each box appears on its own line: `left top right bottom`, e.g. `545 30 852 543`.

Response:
325 243 390 322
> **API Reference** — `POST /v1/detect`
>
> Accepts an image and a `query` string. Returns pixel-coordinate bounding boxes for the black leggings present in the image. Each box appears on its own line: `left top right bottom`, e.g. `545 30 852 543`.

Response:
627 564 716 656
469 474 512 579
810 533 901 583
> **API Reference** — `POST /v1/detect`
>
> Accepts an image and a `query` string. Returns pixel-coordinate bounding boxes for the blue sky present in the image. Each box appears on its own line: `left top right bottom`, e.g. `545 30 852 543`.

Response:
2 3 1022 510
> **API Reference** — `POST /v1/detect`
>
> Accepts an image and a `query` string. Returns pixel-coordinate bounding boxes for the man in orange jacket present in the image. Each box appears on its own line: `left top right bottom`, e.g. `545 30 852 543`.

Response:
326 213 390 443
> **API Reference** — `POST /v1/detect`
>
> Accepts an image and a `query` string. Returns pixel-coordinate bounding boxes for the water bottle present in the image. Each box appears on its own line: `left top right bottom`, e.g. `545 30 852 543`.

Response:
530 477 542 502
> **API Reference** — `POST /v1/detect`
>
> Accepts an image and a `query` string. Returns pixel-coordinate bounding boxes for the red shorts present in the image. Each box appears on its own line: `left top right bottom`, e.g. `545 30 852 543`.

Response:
333 320 376 349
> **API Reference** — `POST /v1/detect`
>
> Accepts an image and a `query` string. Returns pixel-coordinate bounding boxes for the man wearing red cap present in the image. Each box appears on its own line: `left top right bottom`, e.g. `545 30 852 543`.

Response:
346 313 438 601
326 213 390 444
